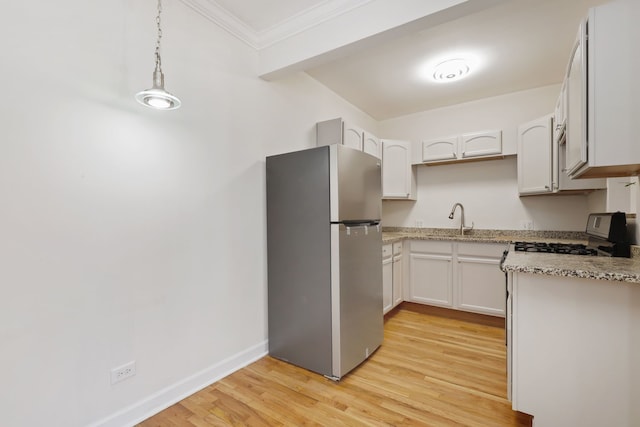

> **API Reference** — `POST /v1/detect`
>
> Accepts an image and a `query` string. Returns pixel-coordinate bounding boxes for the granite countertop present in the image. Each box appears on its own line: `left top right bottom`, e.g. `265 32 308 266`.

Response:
383 227 640 284
381 227 587 245
501 251 640 283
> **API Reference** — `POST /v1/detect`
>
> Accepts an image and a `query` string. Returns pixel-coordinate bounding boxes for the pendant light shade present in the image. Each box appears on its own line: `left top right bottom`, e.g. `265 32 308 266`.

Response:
136 0 181 110
136 69 181 110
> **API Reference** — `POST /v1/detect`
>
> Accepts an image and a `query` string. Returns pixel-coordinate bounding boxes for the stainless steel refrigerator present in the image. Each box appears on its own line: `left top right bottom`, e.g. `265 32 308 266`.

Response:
266 144 383 380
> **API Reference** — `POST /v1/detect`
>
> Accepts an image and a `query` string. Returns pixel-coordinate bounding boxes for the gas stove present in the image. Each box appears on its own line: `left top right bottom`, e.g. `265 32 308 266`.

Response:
513 212 631 258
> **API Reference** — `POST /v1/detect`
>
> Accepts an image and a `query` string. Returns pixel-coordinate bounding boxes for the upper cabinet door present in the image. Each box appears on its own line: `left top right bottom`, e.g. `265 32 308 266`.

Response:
363 131 381 159
460 130 502 158
342 121 364 151
382 140 415 199
517 115 552 195
422 137 457 162
565 22 587 177
556 141 606 192
553 80 567 145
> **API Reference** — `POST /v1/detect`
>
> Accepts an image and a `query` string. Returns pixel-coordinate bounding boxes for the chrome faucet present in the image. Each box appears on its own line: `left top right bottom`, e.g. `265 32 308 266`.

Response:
448 203 474 235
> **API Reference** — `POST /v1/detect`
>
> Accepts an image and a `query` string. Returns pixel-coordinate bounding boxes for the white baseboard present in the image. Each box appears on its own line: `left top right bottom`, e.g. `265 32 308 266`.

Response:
90 340 268 427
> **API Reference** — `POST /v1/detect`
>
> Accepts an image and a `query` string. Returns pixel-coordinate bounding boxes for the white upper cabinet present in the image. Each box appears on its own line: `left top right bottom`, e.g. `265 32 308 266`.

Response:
422 130 502 164
565 22 587 177
566 0 640 178
316 118 382 159
342 122 365 151
554 136 606 192
382 140 416 200
553 80 567 145
518 114 605 196
363 131 381 159
422 137 457 162
518 115 553 195
460 130 502 159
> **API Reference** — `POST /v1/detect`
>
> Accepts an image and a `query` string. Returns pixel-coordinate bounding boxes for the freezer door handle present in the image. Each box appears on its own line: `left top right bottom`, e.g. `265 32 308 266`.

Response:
336 220 381 227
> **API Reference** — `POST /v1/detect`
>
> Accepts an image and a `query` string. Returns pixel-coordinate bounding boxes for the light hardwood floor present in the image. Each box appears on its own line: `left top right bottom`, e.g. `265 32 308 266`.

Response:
139 303 532 426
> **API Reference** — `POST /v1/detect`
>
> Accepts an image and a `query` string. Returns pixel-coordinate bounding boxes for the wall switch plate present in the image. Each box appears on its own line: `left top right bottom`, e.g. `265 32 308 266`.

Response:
415 219 424 228
111 361 136 385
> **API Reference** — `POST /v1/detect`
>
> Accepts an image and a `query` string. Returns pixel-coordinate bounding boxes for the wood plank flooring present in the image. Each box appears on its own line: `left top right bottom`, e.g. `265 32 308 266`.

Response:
138 303 532 426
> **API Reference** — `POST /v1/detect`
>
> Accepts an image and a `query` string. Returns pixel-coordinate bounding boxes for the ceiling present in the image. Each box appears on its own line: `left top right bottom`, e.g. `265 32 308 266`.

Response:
212 0 340 33
183 0 610 120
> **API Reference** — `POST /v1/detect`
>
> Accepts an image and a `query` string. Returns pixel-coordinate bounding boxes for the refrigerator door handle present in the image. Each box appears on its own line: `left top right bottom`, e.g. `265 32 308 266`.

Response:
337 220 381 227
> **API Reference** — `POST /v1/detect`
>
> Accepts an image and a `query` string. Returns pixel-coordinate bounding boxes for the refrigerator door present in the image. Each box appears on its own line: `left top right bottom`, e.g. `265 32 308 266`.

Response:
330 145 382 223
266 147 333 376
331 222 383 379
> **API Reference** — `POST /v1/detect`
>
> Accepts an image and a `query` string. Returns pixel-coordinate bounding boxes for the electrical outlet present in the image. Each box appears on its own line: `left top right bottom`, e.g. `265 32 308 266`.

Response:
415 219 424 228
520 220 534 230
111 361 136 385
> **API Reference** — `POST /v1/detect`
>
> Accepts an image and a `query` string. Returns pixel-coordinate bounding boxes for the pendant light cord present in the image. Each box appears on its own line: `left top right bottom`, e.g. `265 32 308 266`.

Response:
154 0 163 73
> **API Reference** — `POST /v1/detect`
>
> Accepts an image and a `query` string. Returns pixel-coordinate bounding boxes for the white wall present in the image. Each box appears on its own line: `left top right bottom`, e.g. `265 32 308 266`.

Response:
0 2 375 427
636 181 640 244
379 85 594 231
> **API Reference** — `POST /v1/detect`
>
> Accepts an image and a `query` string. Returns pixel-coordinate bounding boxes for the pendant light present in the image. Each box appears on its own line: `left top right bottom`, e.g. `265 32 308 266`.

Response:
135 0 181 110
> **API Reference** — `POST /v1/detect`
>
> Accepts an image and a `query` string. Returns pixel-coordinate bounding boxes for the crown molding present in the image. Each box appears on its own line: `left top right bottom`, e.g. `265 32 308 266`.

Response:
180 0 373 50
180 0 261 48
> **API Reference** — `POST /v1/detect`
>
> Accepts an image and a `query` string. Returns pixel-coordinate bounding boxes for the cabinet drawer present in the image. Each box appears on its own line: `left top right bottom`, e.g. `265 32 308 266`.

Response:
382 244 393 259
457 242 508 258
410 240 453 255
393 242 403 255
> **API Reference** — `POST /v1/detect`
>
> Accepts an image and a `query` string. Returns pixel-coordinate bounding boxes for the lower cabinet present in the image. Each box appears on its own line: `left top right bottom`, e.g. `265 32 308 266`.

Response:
456 242 507 317
382 242 403 314
392 242 403 308
408 241 454 307
408 240 507 317
382 244 393 313
511 272 640 426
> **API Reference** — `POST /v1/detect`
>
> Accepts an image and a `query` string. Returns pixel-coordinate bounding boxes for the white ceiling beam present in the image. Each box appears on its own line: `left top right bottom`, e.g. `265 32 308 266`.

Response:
181 0 509 80
258 0 510 80
259 0 471 79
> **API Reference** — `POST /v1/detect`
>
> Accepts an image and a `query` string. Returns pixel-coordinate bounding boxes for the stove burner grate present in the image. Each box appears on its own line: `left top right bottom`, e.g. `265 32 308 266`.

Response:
513 241 598 256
